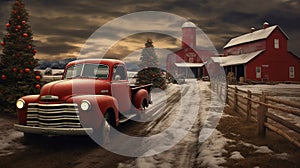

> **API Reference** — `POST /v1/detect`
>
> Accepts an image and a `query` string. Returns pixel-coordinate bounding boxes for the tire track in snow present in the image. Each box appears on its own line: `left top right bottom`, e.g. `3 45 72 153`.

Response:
118 80 204 168
145 84 189 134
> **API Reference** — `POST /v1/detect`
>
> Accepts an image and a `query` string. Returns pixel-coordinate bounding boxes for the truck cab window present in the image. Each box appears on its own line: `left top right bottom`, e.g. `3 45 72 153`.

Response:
113 65 127 80
64 64 83 79
64 64 109 79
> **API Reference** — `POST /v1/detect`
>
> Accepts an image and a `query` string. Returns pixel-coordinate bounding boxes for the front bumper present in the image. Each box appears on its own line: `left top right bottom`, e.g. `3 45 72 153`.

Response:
14 124 93 136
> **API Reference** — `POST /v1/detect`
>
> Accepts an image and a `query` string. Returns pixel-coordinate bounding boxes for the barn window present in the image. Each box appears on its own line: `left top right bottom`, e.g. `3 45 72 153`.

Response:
289 66 295 78
256 67 261 78
274 39 279 49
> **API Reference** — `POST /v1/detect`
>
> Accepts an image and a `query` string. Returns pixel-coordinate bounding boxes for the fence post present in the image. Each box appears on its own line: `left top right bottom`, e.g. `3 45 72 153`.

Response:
226 84 229 104
258 91 268 136
246 90 252 121
234 87 238 112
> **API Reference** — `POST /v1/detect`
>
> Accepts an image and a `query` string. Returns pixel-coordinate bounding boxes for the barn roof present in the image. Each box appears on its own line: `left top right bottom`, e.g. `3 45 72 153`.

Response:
210 50 264 66
175 62 205 68
224 25 288 49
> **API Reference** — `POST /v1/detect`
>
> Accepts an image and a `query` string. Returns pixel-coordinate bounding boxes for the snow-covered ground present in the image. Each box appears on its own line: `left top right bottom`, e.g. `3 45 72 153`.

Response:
117 80 227 167
1 81 297 166
118 80 296 168
232 83 300 98
0 118 25 157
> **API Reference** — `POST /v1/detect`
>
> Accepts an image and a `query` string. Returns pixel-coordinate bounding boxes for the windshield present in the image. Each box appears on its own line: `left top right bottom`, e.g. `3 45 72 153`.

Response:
64 64 109 79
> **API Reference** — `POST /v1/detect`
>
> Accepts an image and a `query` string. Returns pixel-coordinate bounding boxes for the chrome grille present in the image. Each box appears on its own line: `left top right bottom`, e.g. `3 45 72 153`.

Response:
27 103 81 128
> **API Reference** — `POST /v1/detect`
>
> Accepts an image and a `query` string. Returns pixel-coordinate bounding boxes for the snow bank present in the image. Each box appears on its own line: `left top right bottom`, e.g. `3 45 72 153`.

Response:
239 141 273 154
229 151 245 159
197 130 233 168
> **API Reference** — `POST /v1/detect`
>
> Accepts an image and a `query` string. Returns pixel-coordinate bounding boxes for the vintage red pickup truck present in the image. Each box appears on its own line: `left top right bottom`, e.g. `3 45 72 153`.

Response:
14 59 152 143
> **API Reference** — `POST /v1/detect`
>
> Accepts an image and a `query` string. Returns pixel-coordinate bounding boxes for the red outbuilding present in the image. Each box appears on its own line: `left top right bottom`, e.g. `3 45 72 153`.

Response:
209 22 300 83
166 21 216 78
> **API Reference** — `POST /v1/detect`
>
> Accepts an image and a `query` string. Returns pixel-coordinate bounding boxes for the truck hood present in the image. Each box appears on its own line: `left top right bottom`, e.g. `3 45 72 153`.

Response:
40 79 110 101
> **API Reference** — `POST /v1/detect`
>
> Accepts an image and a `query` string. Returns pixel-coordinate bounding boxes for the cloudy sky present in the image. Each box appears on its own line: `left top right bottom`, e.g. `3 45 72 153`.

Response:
0 0 300 64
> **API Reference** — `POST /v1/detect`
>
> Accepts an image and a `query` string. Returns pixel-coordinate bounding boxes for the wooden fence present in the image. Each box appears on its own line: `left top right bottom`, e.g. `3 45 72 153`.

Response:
211 82 300 148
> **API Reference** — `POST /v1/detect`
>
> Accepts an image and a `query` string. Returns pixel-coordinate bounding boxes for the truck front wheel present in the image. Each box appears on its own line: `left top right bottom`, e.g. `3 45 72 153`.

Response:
94 110 115 145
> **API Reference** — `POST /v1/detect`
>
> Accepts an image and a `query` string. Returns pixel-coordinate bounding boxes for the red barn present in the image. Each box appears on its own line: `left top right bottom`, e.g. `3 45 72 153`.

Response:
166 21 216 78
209 22 300 82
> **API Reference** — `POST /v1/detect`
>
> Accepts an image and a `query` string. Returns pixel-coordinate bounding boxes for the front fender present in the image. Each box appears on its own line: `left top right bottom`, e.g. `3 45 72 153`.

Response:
17 95 40 125
67 95 119 128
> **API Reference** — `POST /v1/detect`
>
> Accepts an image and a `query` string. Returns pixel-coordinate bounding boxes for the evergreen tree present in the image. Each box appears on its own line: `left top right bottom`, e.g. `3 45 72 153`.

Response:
138 39 159 68
136 39 166 89
0 0 42 112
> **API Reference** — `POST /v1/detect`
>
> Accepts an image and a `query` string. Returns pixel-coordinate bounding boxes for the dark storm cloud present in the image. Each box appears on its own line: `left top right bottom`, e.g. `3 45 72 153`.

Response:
0 0 299 60
37 42 78 55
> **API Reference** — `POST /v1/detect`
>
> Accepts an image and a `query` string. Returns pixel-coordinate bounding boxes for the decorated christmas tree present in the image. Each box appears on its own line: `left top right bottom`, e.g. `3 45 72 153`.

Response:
0 0 41 112
136 39 166 89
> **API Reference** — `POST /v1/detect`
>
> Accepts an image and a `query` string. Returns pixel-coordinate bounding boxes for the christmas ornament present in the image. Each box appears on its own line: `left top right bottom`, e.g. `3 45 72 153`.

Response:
1 74 7 80
27 45 32 50
35 84 41 89
17 16 21 19
0 41 5 46
19 69 24 74
33 49 37 54
22 20 26 25
6 23 11 28
25 68 30 73
35 75 41 80
16 25 21 29
22 33 28 37
13 10 17 14
13 68 17 72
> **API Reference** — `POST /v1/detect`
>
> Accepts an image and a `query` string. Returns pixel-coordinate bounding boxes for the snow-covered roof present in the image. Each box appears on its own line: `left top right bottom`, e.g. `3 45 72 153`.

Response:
182 21 197 28
210 50 264 66
224 25 288 49
175 62 205 68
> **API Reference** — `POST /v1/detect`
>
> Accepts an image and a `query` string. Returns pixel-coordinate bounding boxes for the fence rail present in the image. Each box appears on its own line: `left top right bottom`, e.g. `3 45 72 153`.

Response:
211 82 300 148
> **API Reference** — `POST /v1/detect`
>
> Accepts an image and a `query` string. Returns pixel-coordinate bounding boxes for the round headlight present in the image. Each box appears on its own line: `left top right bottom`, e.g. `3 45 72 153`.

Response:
80 100 91 111
16 99 25 109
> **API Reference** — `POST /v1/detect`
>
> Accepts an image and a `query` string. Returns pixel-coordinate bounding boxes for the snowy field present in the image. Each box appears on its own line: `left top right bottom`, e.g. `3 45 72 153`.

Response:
232 83 300 101
232 83 300 126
